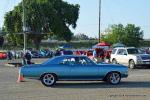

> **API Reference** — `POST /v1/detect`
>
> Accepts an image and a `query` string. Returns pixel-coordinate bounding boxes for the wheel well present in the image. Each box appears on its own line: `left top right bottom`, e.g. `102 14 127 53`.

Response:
40 73 58 80
111 58 116 62
112 58 115 61
112 58 118 64
112 58 117 61
103 71 121 81
129 59 134 63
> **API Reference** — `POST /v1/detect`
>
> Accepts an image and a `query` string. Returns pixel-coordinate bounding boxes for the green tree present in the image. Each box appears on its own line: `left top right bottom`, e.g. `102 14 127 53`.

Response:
0 36 4 48
0 28 6 48
123 24 143 46
3 0 80 49
102 24 143 47
73 33 89 40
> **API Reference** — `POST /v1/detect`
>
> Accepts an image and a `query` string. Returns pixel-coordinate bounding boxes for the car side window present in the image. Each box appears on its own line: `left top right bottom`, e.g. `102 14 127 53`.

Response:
59 58 69 65
122 49 127 55
117 49 125 55
59 57 93 66
111 49 117 54
77 57 93 66
59 57 76 65
79 58 87 65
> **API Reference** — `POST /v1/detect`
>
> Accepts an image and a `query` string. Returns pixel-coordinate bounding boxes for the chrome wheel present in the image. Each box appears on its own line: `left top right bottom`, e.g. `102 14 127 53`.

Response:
112 59 117 64
129 60 135 69
41 73 56 87
107 72 121 85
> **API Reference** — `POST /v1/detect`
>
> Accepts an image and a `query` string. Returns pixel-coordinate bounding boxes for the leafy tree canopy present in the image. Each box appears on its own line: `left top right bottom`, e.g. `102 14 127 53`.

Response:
3 0 80 49
101 24 144 47
0 28 6 47
73 33 89 40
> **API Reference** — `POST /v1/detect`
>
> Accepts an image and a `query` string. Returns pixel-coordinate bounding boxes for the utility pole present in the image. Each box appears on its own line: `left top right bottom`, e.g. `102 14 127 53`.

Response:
22 0 26 53
98 0 101 43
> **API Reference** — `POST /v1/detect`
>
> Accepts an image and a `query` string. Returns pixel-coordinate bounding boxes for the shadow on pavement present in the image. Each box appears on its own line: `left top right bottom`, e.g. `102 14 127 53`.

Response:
135 65 150 69
53 81 150 89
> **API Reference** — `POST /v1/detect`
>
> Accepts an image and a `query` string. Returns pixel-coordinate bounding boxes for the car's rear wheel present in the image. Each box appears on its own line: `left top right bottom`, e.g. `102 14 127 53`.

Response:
129 60 135 69
112 59 117 64
41 73 56 87
107 72 121 85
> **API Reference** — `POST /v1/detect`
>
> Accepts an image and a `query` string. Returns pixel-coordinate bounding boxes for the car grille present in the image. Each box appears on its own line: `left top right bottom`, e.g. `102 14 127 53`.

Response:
142 61 150 64
141 56 150 60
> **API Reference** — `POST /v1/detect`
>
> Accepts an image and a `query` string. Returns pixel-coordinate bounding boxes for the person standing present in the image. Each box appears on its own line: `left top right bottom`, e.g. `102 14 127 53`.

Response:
7 51 12 60
93 48 98 63
105 50 111 63
99 48 104 62
24 51 32 65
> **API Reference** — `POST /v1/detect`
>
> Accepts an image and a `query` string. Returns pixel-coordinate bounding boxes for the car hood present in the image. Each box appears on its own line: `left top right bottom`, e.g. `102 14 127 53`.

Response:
129 54 150 56
129 54 150 57
138 54 150 60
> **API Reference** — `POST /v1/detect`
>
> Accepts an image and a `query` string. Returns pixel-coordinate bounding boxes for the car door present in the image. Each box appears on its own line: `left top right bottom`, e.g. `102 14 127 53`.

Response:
55 57 73 80
70 57 100 80
119 49 129 65
115 49 124 64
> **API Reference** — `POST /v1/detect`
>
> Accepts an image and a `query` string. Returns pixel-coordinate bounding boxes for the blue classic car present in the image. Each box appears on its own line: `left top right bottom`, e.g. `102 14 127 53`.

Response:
19 55 128 87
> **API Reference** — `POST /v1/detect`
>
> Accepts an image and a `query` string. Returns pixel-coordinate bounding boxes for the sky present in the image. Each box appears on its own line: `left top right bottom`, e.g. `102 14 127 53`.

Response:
0 0 150 39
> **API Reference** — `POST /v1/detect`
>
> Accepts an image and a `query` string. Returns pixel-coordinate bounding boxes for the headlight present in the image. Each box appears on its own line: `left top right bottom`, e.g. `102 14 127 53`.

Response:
136 56 142 61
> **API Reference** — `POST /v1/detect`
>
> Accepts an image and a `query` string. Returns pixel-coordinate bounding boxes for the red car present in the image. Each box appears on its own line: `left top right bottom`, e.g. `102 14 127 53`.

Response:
0 51 7 59
74 50 85 55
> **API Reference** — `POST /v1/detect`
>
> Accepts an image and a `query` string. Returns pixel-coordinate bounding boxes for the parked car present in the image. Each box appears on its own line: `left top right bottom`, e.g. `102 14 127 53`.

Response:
19 55 128 87
74 50 85 55
85 50 93 56
31 51 43 58
61 50 73 55
110 47 150 68
54 50 73 56
0 51 7 59
40 49 53 58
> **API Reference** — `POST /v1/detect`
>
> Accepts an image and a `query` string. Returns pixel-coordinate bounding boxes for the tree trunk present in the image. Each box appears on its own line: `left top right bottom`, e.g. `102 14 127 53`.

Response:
0 36 4 48
33 36 42 50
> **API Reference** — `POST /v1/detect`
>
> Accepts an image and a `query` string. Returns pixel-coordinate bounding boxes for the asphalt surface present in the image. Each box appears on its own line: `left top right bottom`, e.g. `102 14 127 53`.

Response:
0 59 150 100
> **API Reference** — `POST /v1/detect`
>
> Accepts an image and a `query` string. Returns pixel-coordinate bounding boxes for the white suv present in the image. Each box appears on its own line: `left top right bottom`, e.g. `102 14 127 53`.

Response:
110 47 150 68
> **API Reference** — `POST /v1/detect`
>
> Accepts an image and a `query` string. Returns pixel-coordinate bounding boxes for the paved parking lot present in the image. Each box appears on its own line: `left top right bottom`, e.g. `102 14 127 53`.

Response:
0 59 150 100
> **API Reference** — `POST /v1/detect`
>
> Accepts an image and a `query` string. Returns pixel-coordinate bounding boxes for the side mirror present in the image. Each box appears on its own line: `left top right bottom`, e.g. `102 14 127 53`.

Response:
124 53 127 55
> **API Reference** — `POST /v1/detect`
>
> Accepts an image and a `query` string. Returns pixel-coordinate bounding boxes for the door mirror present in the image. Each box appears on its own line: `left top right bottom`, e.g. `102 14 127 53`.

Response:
123 53 127 55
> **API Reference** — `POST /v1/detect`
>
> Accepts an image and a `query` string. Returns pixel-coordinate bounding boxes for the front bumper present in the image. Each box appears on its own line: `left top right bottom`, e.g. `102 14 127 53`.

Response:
136 60 150 66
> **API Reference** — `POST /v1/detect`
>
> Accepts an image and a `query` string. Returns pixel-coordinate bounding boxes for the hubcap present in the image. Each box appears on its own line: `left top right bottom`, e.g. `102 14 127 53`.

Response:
130 61 135 68
110 73 120 84
112 60 117 64
43 74 55 85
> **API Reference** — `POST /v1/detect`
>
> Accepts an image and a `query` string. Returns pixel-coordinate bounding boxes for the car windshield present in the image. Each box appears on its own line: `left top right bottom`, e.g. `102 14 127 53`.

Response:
138 49 145 54
127 48 140 54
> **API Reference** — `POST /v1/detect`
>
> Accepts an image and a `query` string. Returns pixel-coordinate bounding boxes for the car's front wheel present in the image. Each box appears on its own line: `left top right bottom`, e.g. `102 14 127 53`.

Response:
107 72 121 85
41 73 56 87
129 60 135 69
